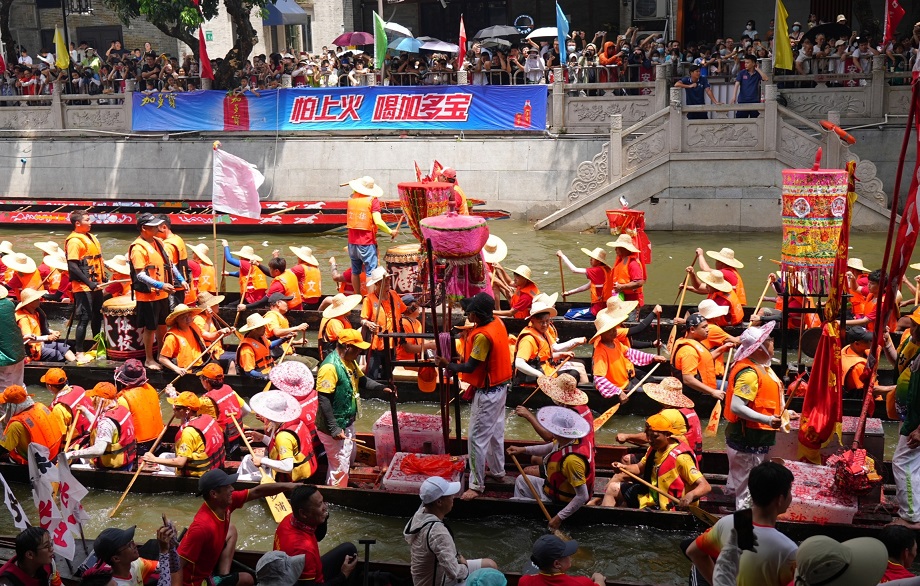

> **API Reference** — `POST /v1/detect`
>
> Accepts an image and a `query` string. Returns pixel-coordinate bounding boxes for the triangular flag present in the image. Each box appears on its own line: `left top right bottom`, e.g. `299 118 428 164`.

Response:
373 11 388 70
57 453 89 532
212 146 265 219
28 444 75 560
54 27 70 70
773 0 793 71
458 16 467 68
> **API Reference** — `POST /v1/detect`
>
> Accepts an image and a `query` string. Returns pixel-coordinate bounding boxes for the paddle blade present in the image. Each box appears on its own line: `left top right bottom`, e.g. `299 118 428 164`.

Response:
593 404 621 431
704 401 722 438
689 504 718 526
260 473 292 523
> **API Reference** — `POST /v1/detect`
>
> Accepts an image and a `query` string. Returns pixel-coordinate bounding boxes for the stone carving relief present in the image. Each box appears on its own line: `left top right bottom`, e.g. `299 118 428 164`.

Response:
685 123 758 149
569 99 651 126
888 88 911 114
0 108 52 130
782 91 868 117
67 107 127 131
847 153 887 207
779 124 822 168
565 142 609 202
625 130 666 171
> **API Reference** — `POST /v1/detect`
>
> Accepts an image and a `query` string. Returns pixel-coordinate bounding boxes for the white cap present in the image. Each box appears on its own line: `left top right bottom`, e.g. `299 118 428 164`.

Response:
420 476 461 504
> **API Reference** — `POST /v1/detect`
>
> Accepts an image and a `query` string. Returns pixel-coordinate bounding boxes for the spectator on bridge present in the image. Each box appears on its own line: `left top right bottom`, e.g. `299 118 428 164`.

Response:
675 65 719 119
523 48 546 84
732 55 767 119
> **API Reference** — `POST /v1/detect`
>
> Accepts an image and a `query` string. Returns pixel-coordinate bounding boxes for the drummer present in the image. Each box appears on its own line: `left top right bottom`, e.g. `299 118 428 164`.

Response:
143 391 225 477
494 265 539 319
236 314 283 382
557 247 610 316
193 292 236 372
289 246 322 309
438 168 470 214
514 293 589 385
263 293 310 362
114 359 165 456
65 382 137 471
221 240 268 304
696 247 747 304
103 255 132 299
197 363 250 459
240 390 321 483
605 235 646 319
592 298 668 398
2 253 42 301
360 266 406 379
682 269 744 327
158 304 214 378
15 288 77 363
188 243 217 295
318 293 362 360
44 368 93 445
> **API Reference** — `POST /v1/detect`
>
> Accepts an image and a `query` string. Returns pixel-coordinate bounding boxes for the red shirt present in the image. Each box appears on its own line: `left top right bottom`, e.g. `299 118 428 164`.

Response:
273 515 323 582
881 561 914 582
622 259 644 306
177 489 249 586
586 266 607 314
519 573 597 586
347 197 381 246
720 268 739 287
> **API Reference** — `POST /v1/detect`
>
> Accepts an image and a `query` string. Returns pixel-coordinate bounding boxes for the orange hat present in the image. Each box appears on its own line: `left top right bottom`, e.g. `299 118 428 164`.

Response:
40 368 67 385
909 307 920 326
338 329 370 349
167 391 201 411
199 363 225 382
89 382 117 400
645 413 673 433
0 386 29 405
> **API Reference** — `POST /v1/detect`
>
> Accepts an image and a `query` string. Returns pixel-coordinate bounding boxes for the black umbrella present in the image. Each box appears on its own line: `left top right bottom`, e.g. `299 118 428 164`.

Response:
803 22 851 44
473 25 521 39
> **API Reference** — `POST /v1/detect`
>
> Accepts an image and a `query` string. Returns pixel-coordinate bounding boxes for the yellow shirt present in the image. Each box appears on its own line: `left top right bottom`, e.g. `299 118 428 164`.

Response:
270 430 298 461
468 333 492 362
50 403 74 436
636 445 703 509
264 310 293 355
199 393 245 420
733 368 763 403
0 422 30 456
175 425 207 476
559 452 587 489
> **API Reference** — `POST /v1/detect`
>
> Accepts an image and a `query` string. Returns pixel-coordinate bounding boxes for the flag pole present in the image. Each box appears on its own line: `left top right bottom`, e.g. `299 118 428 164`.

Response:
212 141 221 294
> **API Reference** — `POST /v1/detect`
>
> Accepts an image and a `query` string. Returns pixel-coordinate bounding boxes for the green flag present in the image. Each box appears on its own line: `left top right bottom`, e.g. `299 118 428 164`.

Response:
373 11 387 70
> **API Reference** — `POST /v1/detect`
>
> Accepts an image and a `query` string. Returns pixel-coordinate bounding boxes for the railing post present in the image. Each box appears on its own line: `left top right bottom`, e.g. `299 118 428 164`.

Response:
764 84 778 153
124 79 133 133
51 81 64 130
366 71 377 86
609 114 623 181
457 69 468 85
201 78 212 90
825 110 843 168
869 54 885 120
552 66 565 133
655 64 668 110
669 86 682 153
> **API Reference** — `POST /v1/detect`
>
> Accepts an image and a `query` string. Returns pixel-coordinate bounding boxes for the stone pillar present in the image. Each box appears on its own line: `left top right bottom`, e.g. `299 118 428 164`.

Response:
668 87 682 153
869 54 885 120
764 84 778 153
51 81 64 130
552 67 565 133
825 110 843 168
201 78 212 90
457 69 468 85
124 79 133 133
366 72 377 86
760 57 773 77
655 64 668 111
609 114 623 181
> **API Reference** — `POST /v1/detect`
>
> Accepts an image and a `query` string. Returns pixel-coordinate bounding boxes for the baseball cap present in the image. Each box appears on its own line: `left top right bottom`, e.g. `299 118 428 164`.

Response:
199 363 225 381
837 14 847 22
167 391 201 411
267 292 293 304
530 535 579 568
197 469 239 496
909 307 920 326
338 329 370 350
847 326 873 344
401 294 417 305
40 368 67 385
89 382 117 400
137 213 165 228
93 526 136 563
794 536 887 586
420 476 461 504
646 412 673 433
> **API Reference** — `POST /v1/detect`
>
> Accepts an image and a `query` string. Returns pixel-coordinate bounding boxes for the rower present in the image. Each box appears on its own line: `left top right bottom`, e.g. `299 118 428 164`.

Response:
605 234 646 318
514 293 589 385
591 298 668 399
64 210 105 364
724 322 785 510
842 326 893 399
557 247 610 316
847 269 900 332
601 412 710 509
197 363 250 458
396 294 436 369
43 368 92 445
36 252 69 303
129 213 186 371
103 255 132 299
269 362 327 480
263 293 310 364
494 265 539 319
2 253 42 301
264 256 304 311
157 215 191 308
315 329 392 487
188 243 217 295
675 299 742 379
846 258 871 318
114 359 165 456
289 246 322 308
241 390 321 483
683 269 744 327
671 313 730 401
158 303 210 378
143 391 225 477
360 266 406 379
318 293 362 360
194 292 235 372
236 314 284 382
221 240 268 304
15 288 77 363
0 385 63 464
614 377 703 463
507 405 594 531
329 257 366 296
696 247 747 304
65 382 137 471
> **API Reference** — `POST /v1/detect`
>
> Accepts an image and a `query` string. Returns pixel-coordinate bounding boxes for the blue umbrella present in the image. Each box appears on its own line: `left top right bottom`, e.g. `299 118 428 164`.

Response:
388 37 423 52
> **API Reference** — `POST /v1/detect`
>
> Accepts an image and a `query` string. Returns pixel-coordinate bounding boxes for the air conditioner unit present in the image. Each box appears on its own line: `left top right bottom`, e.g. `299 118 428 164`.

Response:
634 0 667 20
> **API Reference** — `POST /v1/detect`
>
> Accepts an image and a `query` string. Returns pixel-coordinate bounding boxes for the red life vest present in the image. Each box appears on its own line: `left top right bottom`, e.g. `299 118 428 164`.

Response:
94 405 137 470
204 385 243 441
642 440 698 510
678 407 703 459
573 404 595 453
540 438 595 503
51 386 92 438
268 419 319 482
177 415 226 476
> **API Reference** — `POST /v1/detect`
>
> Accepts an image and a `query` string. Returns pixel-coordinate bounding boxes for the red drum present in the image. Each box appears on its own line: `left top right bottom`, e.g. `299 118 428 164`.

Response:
385 244 421 294
397 182 453 244
101 296 147 360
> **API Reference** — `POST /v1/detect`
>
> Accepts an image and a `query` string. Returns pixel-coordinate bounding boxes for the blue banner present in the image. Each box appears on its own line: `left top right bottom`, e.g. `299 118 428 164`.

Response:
131 86 547 132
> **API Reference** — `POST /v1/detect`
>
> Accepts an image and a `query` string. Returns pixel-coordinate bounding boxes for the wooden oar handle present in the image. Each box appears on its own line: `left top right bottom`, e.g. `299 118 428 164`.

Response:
751 276 774 316
618 467 679 504
164 334 227 388
510 454 554 524
108 414 176 518
229 413 257 456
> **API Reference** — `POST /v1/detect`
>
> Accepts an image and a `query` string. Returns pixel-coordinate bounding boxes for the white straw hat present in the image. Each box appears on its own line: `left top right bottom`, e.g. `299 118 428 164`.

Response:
42 255 67 272
607 234 639 254
250 390 302 424
105 255 130 275
536 405 589 439
580 247 609 266
706 247 744 269
232 246 263 262
238 313 271 333
482 235 508 264
347 176 384 197
510 265 534 282
697 298 729 320
322 293 363 318
289 246 319 266
188 243 213 266
696 269 732 293
2 253 37 274
16 288 47 310
528 292 559 320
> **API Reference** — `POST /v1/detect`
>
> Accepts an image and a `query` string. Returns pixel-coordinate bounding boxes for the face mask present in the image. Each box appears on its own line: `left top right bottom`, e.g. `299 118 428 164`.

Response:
652 57 659 62
567 46 576 52
720 49 727 56
793 26 800 32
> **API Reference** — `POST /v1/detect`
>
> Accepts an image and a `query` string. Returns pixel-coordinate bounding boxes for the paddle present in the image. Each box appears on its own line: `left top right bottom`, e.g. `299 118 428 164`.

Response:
704 348 733 438
520 357 573 407
160 334 227 392
63 401 102 454
229 413 291 523
558 257 567 301
616 467 717 526
666 272 693 355
510 454 570 541
656 311 661 356
593 362 662 431
108 414 176 518
263 349 289 393
751 275 773 316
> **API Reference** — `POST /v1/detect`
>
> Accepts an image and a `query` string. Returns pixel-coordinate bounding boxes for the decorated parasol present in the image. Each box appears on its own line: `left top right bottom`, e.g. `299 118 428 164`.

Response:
397 181 453 244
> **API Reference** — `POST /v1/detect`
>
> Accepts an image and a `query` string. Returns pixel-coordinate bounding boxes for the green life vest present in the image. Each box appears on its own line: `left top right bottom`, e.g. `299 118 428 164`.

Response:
0 299 25 366
317 350 359 432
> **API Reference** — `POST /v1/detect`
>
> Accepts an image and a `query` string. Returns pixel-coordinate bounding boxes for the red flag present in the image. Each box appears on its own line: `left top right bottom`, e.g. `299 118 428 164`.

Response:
0 53 6 75
885 0 906 45
414 161 423 182
198 27 214 80
458 15 467 71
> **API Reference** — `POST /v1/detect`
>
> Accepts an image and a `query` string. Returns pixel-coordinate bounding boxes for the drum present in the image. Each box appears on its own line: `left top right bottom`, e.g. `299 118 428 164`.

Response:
421 211 490 299
385 244 421 294
397 182 453 243
101 296 147 360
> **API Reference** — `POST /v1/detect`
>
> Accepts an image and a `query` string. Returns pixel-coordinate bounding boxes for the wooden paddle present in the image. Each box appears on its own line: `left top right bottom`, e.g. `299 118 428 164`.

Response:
161 334 227 391
229 413 292 523
593 362 662 431
617 467 717 526
63 401 101 453
558 257 568 301
510 454 570 541
666 273 693 355
520 357 573 406
264 349 289 393
108 414 176 518
751 275 773 316
704 348 733 438
656 311 661 356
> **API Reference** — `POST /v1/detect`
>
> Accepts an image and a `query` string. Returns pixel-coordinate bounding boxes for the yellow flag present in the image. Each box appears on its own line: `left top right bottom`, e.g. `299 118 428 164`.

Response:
773 0 793 71
54 26 70 70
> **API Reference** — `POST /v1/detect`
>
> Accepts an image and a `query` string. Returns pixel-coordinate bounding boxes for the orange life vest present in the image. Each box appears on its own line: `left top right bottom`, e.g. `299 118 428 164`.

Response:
395 316 423 364
678 407 703 458
510 282 540 319
7 404 62 464
237 336 274 373
840 345 868 392
203 384 242 441
346 195 375 232
128 238 169 302
198 263 217 294
177 414 226 476
239 262 268 298
672 338 718 388
65 231 104 294
589 266 610 304
592 339 636 388
299 264 321 302
364 289 404 351
319 315 349 360
607 255 644 305
707 290 744 326
722 267 747 305
274 270 303 310
162 325 208 370
460 318 513 390
268 419 319 482
724 359 782 430
93 405 137 470
51 386 93 438
15 310 43 361
118 383 165 443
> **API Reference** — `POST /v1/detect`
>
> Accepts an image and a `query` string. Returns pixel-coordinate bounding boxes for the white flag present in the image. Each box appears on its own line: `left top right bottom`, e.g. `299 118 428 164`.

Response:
28 444 75 560
0 470 29 530
57 453 89 532
212 147 265 220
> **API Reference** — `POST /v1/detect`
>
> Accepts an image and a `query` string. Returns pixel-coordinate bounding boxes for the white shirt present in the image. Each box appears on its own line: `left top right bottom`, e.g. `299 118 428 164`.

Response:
702 514 797 586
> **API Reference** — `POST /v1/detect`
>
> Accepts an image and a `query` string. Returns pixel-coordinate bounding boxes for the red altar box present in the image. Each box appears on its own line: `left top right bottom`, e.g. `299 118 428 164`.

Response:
373 412 445 467
777 459 858 525
771 415 884 465
381 452 465 494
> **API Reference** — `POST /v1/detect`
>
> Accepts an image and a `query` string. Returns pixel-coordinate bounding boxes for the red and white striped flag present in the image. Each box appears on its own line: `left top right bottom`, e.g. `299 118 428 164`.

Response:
458 16 467 69
212 145 265 219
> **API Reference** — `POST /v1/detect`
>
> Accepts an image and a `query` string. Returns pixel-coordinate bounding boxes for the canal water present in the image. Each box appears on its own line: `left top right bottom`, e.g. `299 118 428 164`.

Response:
0 220 914 584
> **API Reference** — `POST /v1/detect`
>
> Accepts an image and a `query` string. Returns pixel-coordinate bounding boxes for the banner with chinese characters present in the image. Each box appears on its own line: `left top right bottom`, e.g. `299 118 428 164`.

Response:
131 86 547 132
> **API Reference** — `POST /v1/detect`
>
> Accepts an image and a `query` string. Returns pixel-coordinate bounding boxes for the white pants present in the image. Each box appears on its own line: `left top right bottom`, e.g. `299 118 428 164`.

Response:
152 452 179 476
893 435 920 522
318 425 356 487
468 385 508 492
512 475 552 502
725 446 769 510
0 361 24 389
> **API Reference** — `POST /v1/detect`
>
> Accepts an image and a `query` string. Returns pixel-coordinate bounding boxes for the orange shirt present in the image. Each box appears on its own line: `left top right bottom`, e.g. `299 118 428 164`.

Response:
160 326 206 369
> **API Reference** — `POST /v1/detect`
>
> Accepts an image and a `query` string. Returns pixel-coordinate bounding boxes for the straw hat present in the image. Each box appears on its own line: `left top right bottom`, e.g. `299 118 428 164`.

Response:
847 258 869 273
589 297 639 343
347 176 384 197
269 361 315 398
250 390 302 424
0 285 7 300
706 247 744 269
607 234 639 254
196 291 225 309
289 246 319 266
188 243 213 266
580 247 609 266
366 266 390 287
232 246 263 262
34 241 64 258
643 377 695 409
453 319 475 330
0 241 13 255
510 265 534 282
794 536 887 586
537 374 588 406
734 321 776 362
43 255 67 272
697 299 729 320
105 255 130 275
696 270 732 293
16 288 47 310
322 293 362 319
528 292 559 320
536 405 590 439
238 313 271 333
910 262 920 272
3 253 37 274
482 235 508 264
165 303 203 326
